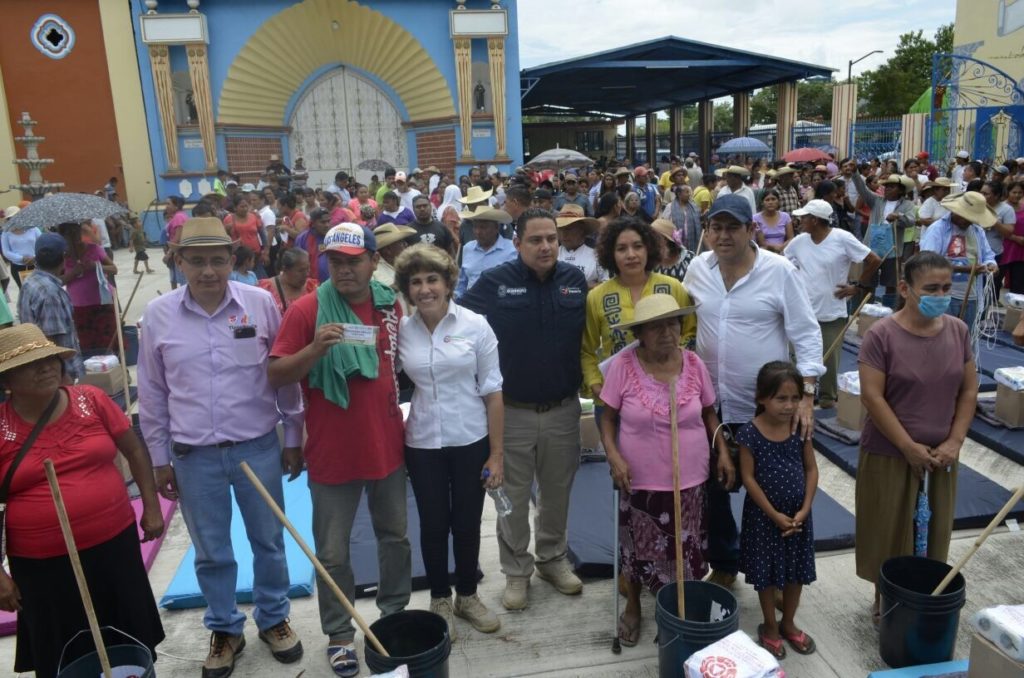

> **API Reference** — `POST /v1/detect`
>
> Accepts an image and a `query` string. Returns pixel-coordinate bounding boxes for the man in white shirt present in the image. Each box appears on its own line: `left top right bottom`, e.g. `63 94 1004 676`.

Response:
683 194 825 588
951 150 969 188
714 166 757 215
324 171 351 202
786 200 881 408
555 205 606 288
394 171 422 212
454 206 517 299
918 178 952 226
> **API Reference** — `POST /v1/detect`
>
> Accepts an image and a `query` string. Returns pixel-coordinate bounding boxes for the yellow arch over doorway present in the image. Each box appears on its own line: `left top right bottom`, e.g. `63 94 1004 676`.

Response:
216 0 456 126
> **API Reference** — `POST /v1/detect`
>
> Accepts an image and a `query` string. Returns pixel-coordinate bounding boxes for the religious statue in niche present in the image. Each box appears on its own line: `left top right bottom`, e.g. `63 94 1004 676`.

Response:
185 92 199 124
475 81 486 111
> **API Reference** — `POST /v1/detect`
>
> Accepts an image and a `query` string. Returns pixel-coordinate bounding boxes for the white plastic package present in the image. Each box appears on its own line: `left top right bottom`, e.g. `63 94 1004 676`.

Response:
970 604 1024 661
1004 292 1024 309
684 630 784 678
83 355 119 373
994 366 1024 392
860 303 893 318
837 371 861 396
369 666 409 678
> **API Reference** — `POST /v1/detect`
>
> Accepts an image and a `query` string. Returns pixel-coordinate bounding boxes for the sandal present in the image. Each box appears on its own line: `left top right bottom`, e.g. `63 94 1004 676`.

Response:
783 630 816 655
757 624 786 659
617 612 641 647
327 644 360 678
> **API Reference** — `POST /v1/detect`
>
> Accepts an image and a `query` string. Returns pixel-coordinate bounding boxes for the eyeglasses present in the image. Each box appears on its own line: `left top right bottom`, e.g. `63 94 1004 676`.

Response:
182 256 231 269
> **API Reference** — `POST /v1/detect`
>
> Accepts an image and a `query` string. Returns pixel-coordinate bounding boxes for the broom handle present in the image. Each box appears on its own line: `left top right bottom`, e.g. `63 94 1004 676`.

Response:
670 379 685 618
44 460 114 678
120 272 144 324
823 293 873 363
112 289 132 414
239 462 389 656
932 484 1024 595
959 266 979 321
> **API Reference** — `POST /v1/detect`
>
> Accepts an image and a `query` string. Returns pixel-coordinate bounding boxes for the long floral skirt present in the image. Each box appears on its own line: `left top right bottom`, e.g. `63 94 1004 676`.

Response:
619 484 707 593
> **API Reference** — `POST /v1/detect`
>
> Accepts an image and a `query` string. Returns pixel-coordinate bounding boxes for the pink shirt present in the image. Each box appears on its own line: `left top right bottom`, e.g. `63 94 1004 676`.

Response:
166 210 188 243
601 346 716 491
63 244 107 307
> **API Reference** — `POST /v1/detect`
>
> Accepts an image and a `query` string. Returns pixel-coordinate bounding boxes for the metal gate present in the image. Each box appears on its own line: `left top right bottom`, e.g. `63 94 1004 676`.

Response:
928 53 1024 166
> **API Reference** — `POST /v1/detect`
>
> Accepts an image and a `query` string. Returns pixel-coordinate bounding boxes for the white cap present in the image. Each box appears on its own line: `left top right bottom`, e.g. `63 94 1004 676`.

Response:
956 150 969 159
792 199 834 220
241 183 256 192
395 171 407 182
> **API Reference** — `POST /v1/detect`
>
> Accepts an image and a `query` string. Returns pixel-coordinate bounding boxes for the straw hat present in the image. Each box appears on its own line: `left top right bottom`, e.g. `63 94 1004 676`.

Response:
773 166 797 177
373 223 417 249
172 217 238 248
615 167 632 177
1 206 20 220
0 324 75 375
921 177 953 194
458 185 494 204
458 205 512 222
881 174 916 191
554 204 599 231
612 293 697 331
715 165 750 178
650 218 678 244
941 191 997 229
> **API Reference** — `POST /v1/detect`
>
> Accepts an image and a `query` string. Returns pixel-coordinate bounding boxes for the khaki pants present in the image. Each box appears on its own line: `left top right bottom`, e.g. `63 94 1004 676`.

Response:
498 398 582 578
819 317 848 404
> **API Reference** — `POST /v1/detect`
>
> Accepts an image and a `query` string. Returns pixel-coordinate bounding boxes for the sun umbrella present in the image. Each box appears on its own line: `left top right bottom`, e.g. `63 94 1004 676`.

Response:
357 159 394 172
914 472 931 557
783 147 831 163
716 136 771 155
525 147 593 170
3 193 128 232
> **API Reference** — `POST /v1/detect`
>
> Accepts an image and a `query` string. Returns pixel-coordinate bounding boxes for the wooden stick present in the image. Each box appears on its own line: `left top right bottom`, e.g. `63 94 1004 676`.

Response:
892 222 903 289
239 462 389 656
120 272 144 325
111 290 132 415
959 266 979 320
932 484 1024 595
44 460 113 678
670 379 686 619
823 293 873 363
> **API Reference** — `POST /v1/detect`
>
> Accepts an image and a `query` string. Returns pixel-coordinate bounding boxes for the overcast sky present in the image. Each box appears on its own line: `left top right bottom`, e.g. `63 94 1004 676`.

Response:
516 0 956 81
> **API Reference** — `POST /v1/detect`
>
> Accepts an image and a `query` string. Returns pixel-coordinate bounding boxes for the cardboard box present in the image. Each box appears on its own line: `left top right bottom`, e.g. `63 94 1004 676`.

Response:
968 632 1024 678
79 367 125 395
1003 305 1022 333
995 383 1024 428
836 389 866 431
580 413 599 450
858 314 881 337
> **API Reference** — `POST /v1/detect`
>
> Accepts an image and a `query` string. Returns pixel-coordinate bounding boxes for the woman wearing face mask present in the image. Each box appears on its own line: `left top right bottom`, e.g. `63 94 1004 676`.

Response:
855 251 978 627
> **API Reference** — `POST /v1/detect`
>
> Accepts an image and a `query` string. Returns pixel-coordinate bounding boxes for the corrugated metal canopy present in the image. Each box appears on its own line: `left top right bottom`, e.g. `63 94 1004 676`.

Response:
521 36 834 117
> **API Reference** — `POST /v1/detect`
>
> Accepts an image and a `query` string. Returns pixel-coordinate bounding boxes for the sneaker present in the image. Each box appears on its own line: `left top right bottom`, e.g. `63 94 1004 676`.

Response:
707 570 737 589
502 576 530 610
258 618 303 663
454 593 501 633
536 559 583 595
202 632 245 678
430 596 458 642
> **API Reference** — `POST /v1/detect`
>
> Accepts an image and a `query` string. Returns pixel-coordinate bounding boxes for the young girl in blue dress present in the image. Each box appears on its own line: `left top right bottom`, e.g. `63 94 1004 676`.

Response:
736 361 819 659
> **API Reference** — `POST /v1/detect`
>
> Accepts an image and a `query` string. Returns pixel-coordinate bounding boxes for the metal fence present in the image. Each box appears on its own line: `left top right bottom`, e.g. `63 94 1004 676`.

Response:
849 118 901 162
791 125 832 150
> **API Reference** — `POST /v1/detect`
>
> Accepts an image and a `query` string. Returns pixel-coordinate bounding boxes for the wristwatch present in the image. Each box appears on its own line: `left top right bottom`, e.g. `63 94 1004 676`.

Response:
802 382 816 397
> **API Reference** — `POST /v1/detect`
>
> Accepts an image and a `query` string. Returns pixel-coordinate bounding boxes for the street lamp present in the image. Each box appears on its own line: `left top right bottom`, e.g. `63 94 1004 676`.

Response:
849 50 883 83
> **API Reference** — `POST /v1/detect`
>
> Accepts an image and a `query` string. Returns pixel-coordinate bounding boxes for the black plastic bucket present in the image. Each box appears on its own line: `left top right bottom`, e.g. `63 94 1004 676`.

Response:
655 581 739 678
364 610 451 678
879 556 966 668
57 628 155 677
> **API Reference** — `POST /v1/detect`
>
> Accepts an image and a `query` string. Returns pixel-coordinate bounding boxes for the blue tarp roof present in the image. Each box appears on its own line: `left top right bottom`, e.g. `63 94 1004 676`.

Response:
521 36 834 118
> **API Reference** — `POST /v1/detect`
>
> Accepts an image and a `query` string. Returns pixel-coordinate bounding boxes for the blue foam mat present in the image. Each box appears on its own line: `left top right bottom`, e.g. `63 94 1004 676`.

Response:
866 659 968 677
565 460 856 578
812 412 1024 530
161 472 316 609
967 415 1024 466
161 474 463 609
838 342 997 392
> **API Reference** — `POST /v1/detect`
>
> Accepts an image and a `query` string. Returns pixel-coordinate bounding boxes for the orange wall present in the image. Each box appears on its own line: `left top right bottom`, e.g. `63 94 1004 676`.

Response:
0 1 122 195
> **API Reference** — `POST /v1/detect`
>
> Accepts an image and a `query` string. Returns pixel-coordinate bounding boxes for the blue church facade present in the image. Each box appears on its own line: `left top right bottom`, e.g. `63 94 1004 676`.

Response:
130 0 523 201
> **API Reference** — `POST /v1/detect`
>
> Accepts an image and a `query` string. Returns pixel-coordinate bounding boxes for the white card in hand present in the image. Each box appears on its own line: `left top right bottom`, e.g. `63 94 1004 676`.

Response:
340 323 378 346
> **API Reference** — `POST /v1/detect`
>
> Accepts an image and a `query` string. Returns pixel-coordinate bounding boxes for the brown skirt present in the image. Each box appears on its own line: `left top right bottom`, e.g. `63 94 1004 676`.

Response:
854 448 957 583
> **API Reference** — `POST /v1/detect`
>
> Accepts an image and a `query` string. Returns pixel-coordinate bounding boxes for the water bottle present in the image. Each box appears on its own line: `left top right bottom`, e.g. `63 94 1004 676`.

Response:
481 469 513 517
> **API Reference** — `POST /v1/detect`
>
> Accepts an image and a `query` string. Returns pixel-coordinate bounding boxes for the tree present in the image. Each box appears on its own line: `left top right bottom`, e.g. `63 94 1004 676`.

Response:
857 23 954 117
750 80 834 126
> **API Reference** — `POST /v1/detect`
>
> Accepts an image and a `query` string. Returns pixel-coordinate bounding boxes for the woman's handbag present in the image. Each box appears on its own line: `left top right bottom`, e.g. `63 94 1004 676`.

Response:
0 391 61 558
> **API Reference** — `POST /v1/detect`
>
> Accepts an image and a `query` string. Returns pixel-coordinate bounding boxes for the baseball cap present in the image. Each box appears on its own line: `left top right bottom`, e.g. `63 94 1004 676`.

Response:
707 194 752 225
956 150 969 159
395 171 407 182
916 151 929 160
35 232 68 260
792 199 834 220
995 165 1010 175
323 223 377 256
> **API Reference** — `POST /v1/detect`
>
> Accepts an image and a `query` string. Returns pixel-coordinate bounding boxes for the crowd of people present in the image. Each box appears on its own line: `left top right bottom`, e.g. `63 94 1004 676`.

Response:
0 145 1018 676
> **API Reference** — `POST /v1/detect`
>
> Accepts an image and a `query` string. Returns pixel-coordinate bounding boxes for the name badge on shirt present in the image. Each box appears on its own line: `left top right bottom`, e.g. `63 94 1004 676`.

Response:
340 323 378 346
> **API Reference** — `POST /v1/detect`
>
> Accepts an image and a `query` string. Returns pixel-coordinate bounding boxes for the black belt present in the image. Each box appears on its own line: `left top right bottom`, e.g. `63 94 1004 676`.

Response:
171 432 269 456
503 395 575 413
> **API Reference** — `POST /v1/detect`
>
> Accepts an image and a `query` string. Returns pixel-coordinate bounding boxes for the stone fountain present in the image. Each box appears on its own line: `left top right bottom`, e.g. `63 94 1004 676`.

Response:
11 111 64 200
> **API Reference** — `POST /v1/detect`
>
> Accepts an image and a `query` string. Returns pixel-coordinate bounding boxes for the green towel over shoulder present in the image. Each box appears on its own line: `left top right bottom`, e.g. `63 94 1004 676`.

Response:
309 279 396 409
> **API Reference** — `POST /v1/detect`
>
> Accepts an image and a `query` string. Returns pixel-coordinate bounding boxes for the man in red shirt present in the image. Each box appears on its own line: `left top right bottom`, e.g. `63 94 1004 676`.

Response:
269 223 409 677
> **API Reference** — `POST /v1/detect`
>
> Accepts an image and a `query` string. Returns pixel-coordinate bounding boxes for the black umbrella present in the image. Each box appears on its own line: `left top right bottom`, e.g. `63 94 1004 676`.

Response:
357 159 394 172
4 193 128 232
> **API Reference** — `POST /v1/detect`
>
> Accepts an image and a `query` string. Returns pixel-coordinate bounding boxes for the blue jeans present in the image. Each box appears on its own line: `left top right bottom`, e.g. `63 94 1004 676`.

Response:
948 297 978 333
172 430 290 635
